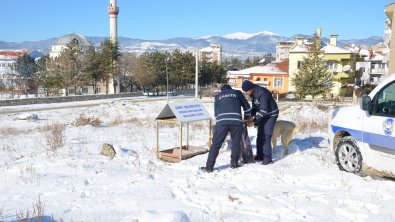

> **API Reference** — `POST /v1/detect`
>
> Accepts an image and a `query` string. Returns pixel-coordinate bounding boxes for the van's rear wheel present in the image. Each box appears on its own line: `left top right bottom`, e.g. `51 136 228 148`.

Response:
335 136 363 174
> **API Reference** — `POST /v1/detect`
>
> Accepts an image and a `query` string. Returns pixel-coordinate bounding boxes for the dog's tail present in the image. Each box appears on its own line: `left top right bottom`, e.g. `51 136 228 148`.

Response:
292 123 299 138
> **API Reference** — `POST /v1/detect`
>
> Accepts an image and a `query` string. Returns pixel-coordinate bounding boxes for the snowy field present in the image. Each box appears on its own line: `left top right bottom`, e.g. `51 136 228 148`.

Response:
1 98 395 222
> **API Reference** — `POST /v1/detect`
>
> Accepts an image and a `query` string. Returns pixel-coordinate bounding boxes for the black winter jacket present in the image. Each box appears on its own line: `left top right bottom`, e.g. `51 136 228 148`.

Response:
250 84 279 123
214 88 251 126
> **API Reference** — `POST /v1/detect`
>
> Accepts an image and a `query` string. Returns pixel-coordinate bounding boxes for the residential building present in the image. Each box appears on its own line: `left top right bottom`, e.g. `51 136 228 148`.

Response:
385 3 395 75
0 49 43 94
275 41 294 62
227 59 289 94
370 51 387 83
288 34 359 96
199 44 222 63
347 43 388 86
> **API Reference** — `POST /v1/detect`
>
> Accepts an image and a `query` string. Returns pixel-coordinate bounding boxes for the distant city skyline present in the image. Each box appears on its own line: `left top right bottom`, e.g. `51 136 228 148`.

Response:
1 0 393 42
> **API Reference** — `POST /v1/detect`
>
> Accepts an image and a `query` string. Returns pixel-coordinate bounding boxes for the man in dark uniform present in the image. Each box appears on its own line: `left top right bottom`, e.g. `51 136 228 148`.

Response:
201 85 251 173
242 80 279 165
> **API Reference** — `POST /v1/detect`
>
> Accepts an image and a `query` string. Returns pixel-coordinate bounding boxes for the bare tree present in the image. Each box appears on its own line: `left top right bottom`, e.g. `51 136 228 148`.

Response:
120 52 138 92
56 38 84 95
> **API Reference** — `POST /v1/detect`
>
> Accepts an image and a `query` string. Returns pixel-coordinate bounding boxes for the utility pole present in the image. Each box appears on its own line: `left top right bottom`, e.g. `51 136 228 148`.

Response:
195 46 199 99
166 56 169 103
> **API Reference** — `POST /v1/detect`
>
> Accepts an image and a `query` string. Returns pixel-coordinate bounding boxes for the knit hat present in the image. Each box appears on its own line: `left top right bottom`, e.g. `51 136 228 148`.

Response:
221 85 232 91
242 80 254 92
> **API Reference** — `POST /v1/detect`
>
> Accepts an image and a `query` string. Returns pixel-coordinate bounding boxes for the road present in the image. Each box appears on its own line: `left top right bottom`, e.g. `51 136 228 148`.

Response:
0 96 197 114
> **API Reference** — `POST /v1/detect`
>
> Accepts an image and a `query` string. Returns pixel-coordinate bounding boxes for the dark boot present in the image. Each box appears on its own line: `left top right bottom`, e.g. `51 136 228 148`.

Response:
200 166 213 173
262 159 273 165
254 155 264 161
230 162 240 169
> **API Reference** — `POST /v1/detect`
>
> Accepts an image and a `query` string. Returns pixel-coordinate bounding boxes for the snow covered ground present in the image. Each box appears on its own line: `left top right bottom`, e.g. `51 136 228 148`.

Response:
0 98 394 222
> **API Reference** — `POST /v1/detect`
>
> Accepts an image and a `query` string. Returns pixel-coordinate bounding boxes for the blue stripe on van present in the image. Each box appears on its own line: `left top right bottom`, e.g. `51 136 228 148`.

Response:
331 125 395 150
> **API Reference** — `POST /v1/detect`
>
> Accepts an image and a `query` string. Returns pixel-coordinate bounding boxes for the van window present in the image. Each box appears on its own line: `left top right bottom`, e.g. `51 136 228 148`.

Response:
375 81 395 117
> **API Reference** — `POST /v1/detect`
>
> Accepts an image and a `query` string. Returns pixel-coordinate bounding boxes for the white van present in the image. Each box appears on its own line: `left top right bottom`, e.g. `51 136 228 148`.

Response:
328 74 395 177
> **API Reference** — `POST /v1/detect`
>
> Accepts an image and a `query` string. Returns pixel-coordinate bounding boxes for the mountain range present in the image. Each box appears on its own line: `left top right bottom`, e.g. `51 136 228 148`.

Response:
0 31 384 59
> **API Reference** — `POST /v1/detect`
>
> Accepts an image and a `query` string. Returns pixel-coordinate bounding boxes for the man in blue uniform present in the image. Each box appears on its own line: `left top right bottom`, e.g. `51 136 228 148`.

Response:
242 80 279 165
201 85 251 173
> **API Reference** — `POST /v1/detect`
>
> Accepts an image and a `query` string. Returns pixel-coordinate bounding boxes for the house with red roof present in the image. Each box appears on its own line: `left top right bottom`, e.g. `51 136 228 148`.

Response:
227 59 289 94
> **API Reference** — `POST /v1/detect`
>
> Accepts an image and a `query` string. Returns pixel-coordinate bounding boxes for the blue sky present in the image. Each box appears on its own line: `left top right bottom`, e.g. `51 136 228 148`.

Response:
1 0 393 42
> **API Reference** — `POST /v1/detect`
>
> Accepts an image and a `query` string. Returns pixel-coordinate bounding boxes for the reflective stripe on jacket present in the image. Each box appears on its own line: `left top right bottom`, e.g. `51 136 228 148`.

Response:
250 85 279 123
215 89 251 126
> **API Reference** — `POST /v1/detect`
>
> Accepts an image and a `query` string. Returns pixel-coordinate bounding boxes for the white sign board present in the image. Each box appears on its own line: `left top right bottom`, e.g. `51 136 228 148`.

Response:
168 100 211 123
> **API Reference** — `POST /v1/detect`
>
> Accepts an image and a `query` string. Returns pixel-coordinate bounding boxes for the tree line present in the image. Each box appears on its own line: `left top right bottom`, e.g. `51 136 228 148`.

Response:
1 33 353 99
2 38 268 97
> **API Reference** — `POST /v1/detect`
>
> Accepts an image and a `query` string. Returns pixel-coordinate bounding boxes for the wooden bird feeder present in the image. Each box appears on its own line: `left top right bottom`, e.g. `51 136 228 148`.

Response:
155 100 212 163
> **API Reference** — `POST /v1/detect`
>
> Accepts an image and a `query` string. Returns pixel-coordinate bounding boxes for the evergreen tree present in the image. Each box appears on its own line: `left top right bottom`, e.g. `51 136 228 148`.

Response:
99 39 121 94
291 33 333 98
43 55 64 96
83 46 103 94
168 49 195 89
199 61 214 86
211 62 227 84
0 81 5 95
14 54 37 79
151 51 167 92
57 38 83 95
14 54 37 95
133 52 158 93
244 56 263 68
223 58 242 71
230 58 242 70
35 55 51 96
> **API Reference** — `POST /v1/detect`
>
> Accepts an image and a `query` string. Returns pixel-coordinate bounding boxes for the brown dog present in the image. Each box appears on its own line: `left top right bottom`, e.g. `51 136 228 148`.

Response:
272 120 298 155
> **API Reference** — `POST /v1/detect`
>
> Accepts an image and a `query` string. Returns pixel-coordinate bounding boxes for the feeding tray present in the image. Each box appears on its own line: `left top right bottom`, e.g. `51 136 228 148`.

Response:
155 100 212 163
158 145 209 163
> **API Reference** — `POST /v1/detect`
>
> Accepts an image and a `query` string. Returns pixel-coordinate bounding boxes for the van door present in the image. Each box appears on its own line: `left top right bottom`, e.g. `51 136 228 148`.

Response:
362 80 395 154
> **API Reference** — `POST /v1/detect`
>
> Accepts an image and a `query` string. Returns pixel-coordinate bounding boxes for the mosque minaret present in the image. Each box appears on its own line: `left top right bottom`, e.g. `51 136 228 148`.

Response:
108 0 119 43
107 0 119 93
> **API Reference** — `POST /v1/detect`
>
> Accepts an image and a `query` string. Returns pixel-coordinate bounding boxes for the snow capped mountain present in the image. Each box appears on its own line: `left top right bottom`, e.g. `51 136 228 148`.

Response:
124 42 185 54
222 32 257 40
222 31 279 40
0 31 383 60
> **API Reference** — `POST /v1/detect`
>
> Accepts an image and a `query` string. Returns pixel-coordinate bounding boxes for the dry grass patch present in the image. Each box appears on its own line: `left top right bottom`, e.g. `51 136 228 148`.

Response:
296 118 328 134
0 127 34 136
44 123 66 152
107 116 123 127
363 165 395 179
16 196 45 222
107 116 147 127
73 113 102 127
15 196 63 222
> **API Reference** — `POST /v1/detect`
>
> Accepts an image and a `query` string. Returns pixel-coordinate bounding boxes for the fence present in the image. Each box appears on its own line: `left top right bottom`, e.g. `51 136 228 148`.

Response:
0 92 144 107
313 96 357 105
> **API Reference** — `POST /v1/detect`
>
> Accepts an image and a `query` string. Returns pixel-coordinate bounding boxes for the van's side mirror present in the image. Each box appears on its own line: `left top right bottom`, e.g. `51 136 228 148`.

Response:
360 95 371 111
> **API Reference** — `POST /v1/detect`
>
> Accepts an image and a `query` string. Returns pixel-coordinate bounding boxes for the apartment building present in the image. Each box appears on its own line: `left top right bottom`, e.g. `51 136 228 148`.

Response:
288 35 359 96
199 44 222 63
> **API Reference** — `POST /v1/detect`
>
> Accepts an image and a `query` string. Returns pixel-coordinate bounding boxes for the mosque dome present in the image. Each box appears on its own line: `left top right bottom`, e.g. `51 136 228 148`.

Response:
50 33 93 58
55 33 92 46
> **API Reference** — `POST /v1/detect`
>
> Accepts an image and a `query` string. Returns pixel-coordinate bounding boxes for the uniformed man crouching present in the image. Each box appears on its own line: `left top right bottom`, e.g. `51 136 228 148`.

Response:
200 85 251 173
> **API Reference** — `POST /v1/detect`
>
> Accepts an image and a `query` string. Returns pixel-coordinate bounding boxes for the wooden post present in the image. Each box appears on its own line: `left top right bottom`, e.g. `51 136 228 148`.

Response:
186 122 189 149
179 122 183 160
156 120 159 158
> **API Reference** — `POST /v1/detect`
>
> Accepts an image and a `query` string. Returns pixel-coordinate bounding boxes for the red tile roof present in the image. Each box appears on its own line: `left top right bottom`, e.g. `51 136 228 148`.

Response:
0 50 31 59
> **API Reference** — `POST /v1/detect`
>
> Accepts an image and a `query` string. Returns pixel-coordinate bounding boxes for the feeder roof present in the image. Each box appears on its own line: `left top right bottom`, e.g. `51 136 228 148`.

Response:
156 100 211 123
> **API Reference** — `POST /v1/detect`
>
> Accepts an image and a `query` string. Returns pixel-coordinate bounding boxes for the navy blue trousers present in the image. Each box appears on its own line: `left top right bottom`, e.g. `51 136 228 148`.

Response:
256 117 277 161
206 125 242 169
